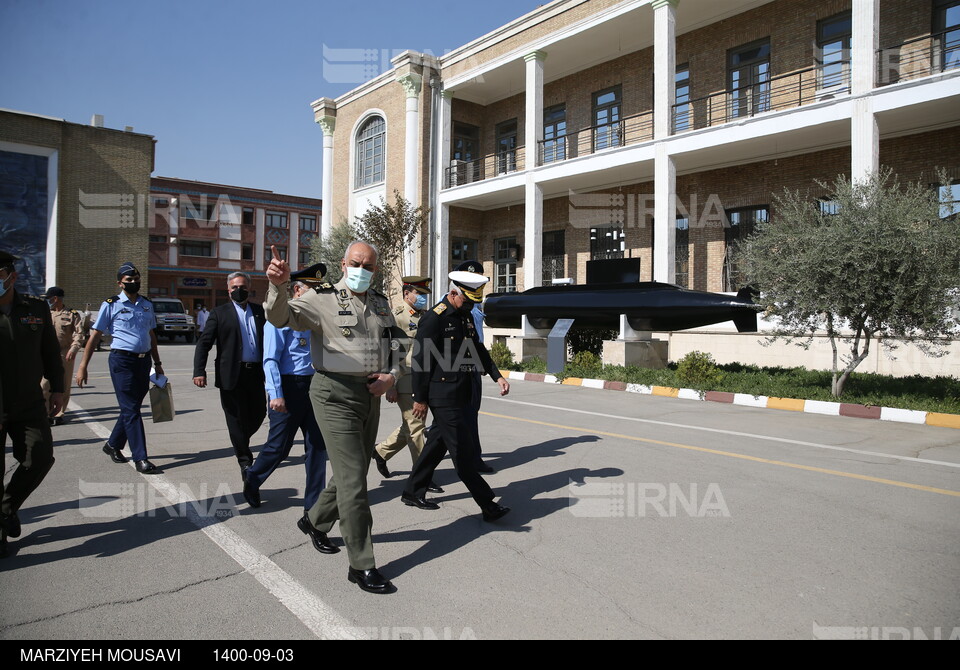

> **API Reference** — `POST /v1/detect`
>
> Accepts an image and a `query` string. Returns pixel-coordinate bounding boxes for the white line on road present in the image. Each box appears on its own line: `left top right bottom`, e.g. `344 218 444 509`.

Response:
485 396 960 469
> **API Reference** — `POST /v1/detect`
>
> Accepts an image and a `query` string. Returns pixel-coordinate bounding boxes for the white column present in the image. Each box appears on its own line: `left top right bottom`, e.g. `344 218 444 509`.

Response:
397 72 423 275
653 0 678 139
524 51 547 169
438 90 453 189
524 178 543 290
317 116 335 239
653 144 676 283
168 197 179 266
434 92 453 281
851 0 878 95
435 203 450 283
289 212 300 270
851 97 879 183
255 208 265 272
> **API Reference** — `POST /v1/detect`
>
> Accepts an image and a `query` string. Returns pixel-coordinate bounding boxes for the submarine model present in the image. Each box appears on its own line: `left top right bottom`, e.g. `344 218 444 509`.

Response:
483 281 760 333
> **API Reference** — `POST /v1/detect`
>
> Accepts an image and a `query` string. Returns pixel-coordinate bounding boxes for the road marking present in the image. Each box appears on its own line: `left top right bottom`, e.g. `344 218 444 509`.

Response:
479 405 960 498
68 401 364 640
485 396 960 469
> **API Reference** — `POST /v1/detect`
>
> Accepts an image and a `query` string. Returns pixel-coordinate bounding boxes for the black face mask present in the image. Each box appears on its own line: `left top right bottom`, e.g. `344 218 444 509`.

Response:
230 286 249 304
458 300 476 315
121 281 141 295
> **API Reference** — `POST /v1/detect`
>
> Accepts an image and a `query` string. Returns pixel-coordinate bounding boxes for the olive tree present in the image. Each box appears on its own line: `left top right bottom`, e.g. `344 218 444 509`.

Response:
737 168 960 397
305 218 359 284
354 190 428 297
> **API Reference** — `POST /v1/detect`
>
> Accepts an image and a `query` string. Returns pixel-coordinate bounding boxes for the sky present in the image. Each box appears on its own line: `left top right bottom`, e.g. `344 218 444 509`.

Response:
0 0 538 198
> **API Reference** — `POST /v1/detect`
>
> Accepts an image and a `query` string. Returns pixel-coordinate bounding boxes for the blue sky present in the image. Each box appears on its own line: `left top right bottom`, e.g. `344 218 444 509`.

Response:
0 0 535 198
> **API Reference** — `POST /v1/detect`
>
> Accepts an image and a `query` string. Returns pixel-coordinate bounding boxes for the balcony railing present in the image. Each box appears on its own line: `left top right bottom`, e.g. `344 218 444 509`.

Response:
537 111 654 166
445 146 526 188
877 29 960 86
672 65 850 133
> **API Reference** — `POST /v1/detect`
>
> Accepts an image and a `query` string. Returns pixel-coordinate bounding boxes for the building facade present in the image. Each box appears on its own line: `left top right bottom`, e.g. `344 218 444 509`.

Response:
0 109 155 310
148 177 323 311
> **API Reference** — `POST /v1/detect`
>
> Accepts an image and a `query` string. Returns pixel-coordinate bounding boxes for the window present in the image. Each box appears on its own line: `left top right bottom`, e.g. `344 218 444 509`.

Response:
182 198 216 221
542 105 567 164
938 180 959 218
299 214 317 232
266 211 288 229
674 66 691 132
152 197 169 207
817 12 852 93
542 230 565 284
728 39 771 118
496 119 518 174
493 237 518 293
355 116 385 189
266 245 287 263
242 244 253 261
451 237 479 267
179 239 214 257
935 0 960 72
590 225 625 260
723 206 768 291
242 207 255 225
593 86 623 151
451 122 481 185
675 216 690 288
149 235 166 243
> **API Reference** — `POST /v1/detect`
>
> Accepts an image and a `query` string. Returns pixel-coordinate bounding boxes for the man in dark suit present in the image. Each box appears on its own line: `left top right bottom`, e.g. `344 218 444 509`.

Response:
400 269 511 521
193 272 267 482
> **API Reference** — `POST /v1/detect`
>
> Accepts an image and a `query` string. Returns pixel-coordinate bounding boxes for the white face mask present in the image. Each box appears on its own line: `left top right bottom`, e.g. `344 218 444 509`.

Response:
344 266 374 293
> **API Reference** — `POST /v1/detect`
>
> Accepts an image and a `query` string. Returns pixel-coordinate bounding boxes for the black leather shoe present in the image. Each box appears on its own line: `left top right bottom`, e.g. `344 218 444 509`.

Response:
0 512 21 539
297 514 339 554
103 443 128 464
240 465 250 484
135 460 159 474
427 482 444 493
481 502 510 522
400 492 440 510
347 567 393 594
52 416 64 426
243 481 261 508
476 462 495 473
373 453 391 478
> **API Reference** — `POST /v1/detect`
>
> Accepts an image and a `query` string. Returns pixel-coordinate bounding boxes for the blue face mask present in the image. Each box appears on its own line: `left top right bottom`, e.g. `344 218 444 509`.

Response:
413 294 428 311
0 275 10 299
344 266 374 293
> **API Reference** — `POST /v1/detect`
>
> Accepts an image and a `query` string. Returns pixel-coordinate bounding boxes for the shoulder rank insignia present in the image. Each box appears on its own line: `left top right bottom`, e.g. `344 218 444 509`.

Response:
313 282 334 293
433 303 447 315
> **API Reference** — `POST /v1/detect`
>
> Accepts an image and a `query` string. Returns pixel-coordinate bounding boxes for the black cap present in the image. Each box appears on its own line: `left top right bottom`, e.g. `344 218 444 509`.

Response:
290 262 328 284
0 250 19 269
117 262 139 279
43 286 65 298
454 260 484 274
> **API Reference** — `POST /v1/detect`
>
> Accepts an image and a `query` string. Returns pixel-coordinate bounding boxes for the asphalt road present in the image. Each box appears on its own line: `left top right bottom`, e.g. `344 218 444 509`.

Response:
2 342 959 641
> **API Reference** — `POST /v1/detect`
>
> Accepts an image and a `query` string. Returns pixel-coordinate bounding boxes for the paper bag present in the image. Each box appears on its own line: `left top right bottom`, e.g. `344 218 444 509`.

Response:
149 382 175 423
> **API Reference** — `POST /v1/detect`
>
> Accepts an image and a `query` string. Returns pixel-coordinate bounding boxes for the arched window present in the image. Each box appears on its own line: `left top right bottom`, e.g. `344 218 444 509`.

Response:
355 116 385 189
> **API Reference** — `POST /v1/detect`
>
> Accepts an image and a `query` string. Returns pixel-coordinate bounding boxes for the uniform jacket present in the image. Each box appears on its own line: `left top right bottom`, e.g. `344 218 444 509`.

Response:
0 291 64 420
193 301 266 390
50 306 84 354
412 297 501 408
393 303 424 395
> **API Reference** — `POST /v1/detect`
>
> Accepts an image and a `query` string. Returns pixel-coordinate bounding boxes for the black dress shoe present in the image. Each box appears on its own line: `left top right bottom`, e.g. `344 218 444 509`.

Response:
481 502 510 522
103 443 128 464
243 481 261 508
240 465 250 484
476 462 495 473
373 453 391 478
52 416 64 426
135 460 159 474
400 492 440 510
0 511 21 539
427 482 444 493
297 514 339 554
347 567 393 594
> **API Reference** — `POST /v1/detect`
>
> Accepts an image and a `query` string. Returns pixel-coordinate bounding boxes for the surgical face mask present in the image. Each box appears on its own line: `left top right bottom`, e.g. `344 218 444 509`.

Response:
458 298 477 315
412 294 428 311
47 299 56 308
230 286 249 303
121 281 141 295
344 266 373 293
0 274 11 299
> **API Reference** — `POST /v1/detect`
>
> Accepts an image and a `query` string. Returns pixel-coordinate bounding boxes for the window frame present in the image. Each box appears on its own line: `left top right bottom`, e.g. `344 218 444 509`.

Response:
354 115 386 190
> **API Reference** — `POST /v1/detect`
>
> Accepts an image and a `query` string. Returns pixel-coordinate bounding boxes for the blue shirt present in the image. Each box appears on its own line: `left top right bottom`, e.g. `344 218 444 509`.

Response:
232 301 259 363
93 293 156 354
262 323 313 401
471 304 484 343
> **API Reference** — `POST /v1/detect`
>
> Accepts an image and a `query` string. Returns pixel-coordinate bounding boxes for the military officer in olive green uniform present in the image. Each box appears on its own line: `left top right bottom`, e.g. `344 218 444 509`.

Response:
40 286 84 425
372 276 439 485
265 241 404 594
0 251 63 558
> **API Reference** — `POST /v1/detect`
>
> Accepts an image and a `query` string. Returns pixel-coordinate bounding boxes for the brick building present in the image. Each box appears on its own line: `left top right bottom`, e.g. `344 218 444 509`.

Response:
148 177 323 312
310 0 960 375
0 109 155 310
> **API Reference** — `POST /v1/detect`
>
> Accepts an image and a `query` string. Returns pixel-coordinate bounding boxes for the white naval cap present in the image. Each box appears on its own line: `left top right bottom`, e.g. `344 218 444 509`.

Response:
448 270 489 302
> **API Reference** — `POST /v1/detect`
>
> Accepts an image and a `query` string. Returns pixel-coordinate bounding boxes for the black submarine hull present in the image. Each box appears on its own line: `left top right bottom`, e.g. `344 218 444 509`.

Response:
483 282 759 332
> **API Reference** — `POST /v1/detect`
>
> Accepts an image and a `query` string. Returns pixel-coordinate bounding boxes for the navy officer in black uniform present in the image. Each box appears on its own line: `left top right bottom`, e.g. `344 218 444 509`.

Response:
400 269 511 521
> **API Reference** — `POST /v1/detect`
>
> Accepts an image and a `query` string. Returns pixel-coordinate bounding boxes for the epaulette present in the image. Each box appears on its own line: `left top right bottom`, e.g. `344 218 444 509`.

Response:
313 282 334 293
105 295 121 304
394 305 404 314
432 303 448 315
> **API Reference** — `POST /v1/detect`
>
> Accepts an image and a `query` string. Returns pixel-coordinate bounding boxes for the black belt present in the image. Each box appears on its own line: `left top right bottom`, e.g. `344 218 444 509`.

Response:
112 349 149 358
240 362 260 369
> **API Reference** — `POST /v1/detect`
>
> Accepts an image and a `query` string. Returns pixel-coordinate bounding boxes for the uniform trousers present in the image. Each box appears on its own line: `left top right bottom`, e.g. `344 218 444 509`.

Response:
247 374 327 511
375 392 425 463
218 365 267 469
107 352 151 462
306 372 380 570
1 415 55 517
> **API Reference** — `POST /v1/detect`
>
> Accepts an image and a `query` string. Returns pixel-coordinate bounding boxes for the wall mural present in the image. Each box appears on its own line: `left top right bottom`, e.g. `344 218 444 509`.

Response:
0 149 49 297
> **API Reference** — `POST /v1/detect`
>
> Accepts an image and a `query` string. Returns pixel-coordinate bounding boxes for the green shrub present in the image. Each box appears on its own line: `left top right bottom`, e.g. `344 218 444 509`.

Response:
571 350 601 371
489 341 515 371
676 351 725 389
519 357 548 374
567 328 617 357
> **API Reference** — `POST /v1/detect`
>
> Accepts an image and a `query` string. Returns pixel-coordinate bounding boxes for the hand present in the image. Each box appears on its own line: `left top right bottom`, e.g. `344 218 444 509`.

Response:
193 376 207 388
497 377 510 396
413 401 428 421
66 349 77 362
75 366 87 388
49 392 64 417
385 387 398 403
366 372 395 397
265 245 290 285
154 363 164 375
270 397 287 413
